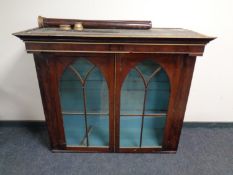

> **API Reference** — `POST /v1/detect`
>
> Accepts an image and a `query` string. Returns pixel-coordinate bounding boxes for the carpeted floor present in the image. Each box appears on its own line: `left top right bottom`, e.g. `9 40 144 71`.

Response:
0 124 233 175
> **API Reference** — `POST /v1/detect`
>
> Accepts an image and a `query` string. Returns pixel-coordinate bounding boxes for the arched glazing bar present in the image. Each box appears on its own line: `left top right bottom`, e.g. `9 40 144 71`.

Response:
134 66 162 147
67 65 96 146
60 59 109 147
120 60 170 148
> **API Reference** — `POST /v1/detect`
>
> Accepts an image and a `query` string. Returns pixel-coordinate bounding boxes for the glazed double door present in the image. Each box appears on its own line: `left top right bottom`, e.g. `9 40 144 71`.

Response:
57 53 172 152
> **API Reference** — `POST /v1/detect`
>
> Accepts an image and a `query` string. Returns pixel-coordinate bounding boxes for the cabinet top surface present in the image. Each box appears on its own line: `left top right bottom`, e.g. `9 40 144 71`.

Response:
14 27 214 40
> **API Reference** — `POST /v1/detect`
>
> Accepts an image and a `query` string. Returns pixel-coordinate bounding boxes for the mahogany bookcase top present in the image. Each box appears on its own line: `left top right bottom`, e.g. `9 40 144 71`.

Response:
14 27 215 44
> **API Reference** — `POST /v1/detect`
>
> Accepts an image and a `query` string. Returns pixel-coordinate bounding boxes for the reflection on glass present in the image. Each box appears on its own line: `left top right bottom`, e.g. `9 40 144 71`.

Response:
60 58 109 147
120 60 170 148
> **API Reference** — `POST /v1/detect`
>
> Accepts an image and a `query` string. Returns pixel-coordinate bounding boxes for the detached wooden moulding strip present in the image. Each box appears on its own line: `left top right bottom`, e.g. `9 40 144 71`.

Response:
14 16 215 153
38 16 152 29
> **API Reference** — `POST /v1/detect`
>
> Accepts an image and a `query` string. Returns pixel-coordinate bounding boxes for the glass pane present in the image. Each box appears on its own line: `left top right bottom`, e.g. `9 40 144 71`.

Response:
120 60 170 148
60 68 83 112
120 69 144 115
142 117 166 147
88 115 109 146
145 68 170 114
63 115 86 146
60 58 109 147
120 116 141 147
86 68 109 113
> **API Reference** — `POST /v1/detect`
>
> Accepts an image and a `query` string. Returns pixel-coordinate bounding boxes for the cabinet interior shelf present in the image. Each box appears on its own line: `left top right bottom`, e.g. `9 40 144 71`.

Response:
62 112 167 117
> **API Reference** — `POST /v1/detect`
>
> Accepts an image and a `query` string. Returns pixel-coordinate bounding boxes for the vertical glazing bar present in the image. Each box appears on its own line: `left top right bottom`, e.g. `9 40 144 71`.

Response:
82 66 95 147
134 67 147 148
139 86 147 148
82 86 89 146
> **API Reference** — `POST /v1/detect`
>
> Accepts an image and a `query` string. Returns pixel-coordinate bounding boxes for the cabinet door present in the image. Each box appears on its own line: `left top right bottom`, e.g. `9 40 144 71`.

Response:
56 54 115 152
115 53 182 152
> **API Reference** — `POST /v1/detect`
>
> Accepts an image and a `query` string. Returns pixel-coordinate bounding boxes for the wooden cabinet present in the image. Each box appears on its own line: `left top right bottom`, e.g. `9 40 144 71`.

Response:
14 17 215 153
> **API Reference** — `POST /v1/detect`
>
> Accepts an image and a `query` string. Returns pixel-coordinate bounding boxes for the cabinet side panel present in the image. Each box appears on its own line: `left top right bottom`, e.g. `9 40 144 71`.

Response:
163 56 196 151
34 53 65 149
